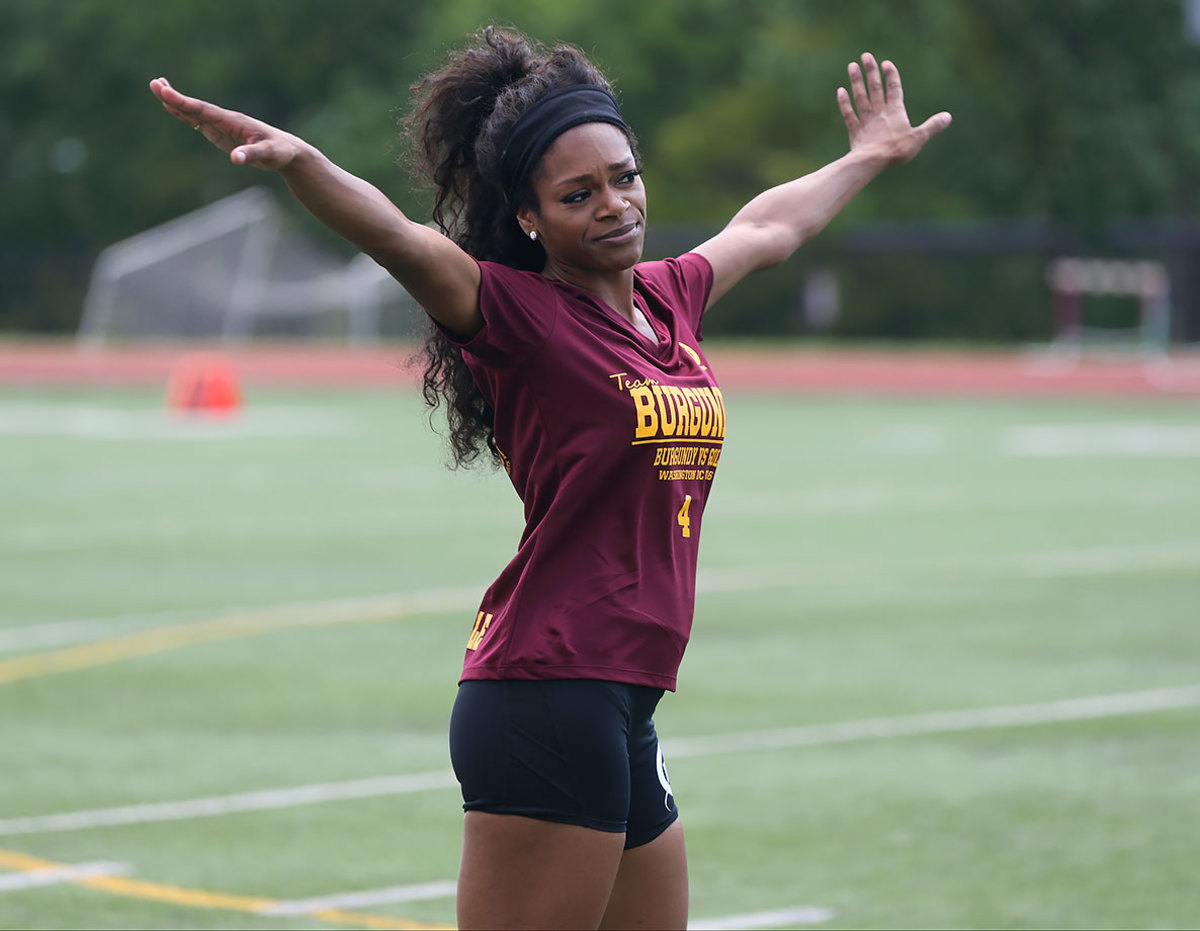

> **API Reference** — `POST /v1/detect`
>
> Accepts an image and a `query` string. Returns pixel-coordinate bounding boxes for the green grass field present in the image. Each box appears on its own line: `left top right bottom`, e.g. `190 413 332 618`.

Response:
1 383 1198 930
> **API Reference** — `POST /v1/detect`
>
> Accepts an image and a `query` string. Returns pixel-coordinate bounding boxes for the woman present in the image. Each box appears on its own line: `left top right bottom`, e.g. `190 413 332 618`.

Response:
150 26 948 930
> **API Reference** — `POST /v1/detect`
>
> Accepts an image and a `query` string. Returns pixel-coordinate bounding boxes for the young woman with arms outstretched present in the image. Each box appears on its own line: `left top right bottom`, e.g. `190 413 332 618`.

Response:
150 26 948 931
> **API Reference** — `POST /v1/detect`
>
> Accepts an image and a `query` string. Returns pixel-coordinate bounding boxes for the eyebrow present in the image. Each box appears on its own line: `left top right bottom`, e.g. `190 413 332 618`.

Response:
553 159 635 189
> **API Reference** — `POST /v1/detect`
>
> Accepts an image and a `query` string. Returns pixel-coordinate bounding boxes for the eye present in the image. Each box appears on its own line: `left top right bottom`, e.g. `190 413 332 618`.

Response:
617 169 642 185
562 189 590 205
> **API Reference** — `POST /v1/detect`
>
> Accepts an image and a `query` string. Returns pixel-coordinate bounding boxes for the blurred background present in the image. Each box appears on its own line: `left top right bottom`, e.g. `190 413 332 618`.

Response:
3 4 1200 930
5 0 1200 344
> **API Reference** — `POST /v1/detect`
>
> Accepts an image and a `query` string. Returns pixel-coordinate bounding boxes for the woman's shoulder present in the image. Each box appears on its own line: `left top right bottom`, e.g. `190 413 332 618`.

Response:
476 260 561 303
635 252 713 281
635 253 714 315
468 261 561 363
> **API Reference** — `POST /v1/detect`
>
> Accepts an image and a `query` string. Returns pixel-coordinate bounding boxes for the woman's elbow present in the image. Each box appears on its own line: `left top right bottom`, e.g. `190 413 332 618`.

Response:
752 223 808 270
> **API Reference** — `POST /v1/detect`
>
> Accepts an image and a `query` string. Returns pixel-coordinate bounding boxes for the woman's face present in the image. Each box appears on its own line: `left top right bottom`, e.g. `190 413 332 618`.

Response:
519 122 646 275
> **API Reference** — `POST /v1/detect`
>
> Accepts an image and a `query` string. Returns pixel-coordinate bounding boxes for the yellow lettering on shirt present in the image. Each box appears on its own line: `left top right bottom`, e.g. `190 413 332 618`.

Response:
631 386 659 439
652 385 678 437
466 612 493 651
666 387 689 436
680 343 708 370
677 494 693 538
617 369 727 482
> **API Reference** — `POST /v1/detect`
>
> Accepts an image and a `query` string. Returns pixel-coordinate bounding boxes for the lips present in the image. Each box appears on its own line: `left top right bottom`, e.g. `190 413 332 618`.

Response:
596 221 641 243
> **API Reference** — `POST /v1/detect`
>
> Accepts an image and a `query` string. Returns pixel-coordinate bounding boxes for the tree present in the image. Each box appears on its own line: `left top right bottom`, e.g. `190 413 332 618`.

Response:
3 0 1198 335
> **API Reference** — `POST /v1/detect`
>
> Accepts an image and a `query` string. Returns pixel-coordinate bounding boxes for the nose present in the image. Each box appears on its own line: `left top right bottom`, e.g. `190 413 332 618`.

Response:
594 183 629 219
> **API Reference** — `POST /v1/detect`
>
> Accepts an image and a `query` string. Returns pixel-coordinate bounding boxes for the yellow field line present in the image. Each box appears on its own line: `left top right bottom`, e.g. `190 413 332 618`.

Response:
0 588 476 686
0 847 451 930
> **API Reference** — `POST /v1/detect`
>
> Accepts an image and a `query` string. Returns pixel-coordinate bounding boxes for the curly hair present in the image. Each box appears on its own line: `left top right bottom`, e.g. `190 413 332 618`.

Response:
405 26 636 468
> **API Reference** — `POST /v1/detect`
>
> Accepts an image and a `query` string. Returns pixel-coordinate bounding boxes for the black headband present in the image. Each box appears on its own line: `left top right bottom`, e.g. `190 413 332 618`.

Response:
499 84 629 203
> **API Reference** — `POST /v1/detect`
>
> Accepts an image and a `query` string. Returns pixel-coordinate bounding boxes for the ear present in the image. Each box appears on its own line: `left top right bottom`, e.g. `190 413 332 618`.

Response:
515 205 537 238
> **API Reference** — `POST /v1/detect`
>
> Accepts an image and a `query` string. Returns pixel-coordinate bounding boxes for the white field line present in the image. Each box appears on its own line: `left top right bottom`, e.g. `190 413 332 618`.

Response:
690 905 836 930
663 684 1200 760
2 683 1196 838
1019 543 1200 577
5 484 1189 557
711 484 964 518
0 584 488 658
6 540 1198 656
0 403 355 440
0 585 488 682
263 881 832 928
1003 423 1200 457
0 860 130 891
0 609 209 655
260 880 459 916
0 771 457 837
694 540 1200 597
2 503 517 555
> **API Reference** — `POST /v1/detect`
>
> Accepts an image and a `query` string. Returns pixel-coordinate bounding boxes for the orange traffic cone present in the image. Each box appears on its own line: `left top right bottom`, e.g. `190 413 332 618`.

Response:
166 353 242 416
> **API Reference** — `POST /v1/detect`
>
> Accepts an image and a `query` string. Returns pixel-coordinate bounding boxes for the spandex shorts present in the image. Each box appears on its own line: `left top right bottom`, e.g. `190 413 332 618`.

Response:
449 678 678 850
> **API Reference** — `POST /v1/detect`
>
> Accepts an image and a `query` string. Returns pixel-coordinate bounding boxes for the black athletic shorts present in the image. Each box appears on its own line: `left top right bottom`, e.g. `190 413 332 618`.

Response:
449 679 678 849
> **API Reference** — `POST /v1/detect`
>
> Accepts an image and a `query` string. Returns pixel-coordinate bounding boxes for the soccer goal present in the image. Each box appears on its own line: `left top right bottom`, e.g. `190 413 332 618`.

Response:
78 187 420 346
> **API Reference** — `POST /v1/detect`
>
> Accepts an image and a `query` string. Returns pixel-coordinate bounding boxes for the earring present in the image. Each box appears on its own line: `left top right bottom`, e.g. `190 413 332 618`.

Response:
529 230 538 241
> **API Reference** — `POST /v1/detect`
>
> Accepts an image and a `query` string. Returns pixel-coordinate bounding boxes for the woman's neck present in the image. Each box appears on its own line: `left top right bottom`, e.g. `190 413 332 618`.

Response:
542 262 637 320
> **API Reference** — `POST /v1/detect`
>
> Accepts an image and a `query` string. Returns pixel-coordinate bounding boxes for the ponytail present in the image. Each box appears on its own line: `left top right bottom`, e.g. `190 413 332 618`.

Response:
405 26 625 468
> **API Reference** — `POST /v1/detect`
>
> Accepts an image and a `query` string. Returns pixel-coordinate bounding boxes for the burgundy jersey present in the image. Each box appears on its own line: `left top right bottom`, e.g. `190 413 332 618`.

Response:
449 253 724 691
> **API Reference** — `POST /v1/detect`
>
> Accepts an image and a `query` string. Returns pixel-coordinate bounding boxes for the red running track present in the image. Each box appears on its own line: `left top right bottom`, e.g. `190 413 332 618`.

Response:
3 342 1200 398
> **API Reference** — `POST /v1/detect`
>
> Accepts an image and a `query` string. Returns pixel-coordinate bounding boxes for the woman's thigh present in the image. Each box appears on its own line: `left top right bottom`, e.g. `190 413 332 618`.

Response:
457 811 626 930
600 818 688 931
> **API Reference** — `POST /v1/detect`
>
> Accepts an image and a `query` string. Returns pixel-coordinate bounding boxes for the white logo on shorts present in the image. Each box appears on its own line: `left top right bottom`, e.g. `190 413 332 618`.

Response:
655 742 674 810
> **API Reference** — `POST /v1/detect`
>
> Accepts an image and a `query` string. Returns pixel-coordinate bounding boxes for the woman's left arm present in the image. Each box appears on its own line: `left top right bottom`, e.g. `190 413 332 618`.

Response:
693 53 951 311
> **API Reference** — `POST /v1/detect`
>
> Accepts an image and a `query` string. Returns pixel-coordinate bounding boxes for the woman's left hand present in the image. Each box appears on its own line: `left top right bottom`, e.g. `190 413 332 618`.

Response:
149 77 305 170
837 52 951 165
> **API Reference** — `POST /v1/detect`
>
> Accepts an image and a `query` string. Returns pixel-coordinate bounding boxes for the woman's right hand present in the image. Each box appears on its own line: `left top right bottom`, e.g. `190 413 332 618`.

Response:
149 77 305 170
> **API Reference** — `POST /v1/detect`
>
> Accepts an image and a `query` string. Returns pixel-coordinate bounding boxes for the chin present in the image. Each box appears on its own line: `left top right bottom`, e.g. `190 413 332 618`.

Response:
604 234 646 267
604 246 644 271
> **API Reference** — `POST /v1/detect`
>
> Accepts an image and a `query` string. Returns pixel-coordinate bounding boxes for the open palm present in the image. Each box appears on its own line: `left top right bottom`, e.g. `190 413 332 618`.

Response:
837 53 951 165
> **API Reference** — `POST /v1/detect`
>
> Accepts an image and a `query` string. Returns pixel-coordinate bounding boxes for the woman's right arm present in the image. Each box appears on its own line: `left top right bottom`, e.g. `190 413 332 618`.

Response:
149 78 482 338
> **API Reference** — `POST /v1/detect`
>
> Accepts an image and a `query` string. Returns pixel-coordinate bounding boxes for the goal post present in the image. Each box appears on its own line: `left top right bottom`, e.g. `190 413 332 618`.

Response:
78 187 420 346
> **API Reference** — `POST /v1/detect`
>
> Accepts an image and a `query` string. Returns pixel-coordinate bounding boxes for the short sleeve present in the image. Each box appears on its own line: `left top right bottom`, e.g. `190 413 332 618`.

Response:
633 253 714 341
437 261 560 365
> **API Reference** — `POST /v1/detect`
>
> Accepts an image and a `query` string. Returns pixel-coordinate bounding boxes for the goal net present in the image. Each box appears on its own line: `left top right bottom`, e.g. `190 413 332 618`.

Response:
78 187 421 346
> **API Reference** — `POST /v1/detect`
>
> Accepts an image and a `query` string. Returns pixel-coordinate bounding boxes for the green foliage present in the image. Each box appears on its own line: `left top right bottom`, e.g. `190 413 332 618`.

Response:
948 0 1200 231
3 0 1199 333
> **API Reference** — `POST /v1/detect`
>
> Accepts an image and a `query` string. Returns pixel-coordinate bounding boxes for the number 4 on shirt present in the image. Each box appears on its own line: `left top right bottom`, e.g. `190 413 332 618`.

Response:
677 494 693 539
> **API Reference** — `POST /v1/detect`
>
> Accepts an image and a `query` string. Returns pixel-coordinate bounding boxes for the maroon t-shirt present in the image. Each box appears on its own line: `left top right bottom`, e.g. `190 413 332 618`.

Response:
449 253 724 691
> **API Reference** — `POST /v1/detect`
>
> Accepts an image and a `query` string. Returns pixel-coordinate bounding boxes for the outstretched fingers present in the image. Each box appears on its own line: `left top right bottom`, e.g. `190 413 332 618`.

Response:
149 77 292 168
861 53 885 107
149 77 238 135
881 60 904 107
847 59 871 117
149 77 202 128
836 85 860 133
836 54 951 164
149 79 188 122
843 53 892 127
